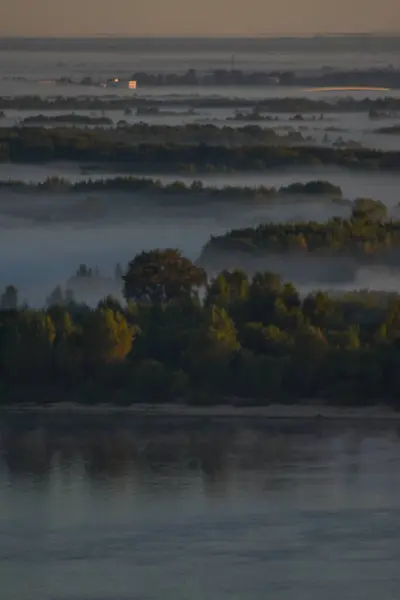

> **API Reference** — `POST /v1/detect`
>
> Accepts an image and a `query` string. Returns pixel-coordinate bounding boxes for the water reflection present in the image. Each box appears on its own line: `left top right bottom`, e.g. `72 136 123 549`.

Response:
1 417 400 600
1 417 400 496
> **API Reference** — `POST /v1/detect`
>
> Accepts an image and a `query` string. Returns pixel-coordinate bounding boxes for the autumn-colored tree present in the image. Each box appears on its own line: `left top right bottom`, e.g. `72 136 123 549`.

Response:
81 308 134 364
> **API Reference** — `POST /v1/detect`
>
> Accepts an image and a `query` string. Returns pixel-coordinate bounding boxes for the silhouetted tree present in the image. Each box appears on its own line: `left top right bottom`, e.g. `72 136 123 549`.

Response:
1 285 18 311
123 249 206 303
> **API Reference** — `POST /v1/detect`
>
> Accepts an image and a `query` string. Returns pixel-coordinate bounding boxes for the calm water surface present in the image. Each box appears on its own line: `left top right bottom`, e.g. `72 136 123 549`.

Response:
1 416 400 599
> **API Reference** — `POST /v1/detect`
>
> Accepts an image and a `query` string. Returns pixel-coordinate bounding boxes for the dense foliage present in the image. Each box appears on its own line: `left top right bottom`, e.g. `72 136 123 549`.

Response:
88 67 400 88
0 123 307 156
0 127 398 171
0 176 344 202
2 248 400 406
22 114 113 125
200 203 399 264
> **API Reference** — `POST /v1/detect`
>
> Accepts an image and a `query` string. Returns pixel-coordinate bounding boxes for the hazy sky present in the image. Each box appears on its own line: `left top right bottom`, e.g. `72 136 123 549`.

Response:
0 0 399 36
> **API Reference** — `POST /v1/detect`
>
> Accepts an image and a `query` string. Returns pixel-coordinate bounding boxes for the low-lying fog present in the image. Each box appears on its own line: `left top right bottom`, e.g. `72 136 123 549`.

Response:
2 164 400 207
0 196 398 306
4 81 400 100
150 168 400 210
2 108 400 150
2 164 400 305
0 101 400 150
0 162 134 183
0 216 222 306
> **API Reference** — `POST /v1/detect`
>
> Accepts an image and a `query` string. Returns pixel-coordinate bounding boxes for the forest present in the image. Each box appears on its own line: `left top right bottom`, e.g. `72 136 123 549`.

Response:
200 199 397 265
0 123 307 154
2 94 400 112
0 176 343 201
1 248 400 407
0 126 398 171
21 114 113 126
127 67 400 89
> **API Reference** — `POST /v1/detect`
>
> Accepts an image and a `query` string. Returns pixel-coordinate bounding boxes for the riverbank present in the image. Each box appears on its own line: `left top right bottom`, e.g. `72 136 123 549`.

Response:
1 402 399 420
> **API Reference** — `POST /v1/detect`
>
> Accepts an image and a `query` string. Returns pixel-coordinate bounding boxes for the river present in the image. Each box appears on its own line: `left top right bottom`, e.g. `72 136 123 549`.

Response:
0 416 400 600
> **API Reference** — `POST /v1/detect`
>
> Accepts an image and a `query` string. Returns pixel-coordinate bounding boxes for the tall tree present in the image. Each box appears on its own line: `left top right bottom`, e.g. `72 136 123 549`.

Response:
123 249 206 303
206 269 249 308
81 308 134 364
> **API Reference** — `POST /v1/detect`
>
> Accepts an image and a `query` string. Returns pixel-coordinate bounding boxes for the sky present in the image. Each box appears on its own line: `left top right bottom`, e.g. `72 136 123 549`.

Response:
0 0 399 37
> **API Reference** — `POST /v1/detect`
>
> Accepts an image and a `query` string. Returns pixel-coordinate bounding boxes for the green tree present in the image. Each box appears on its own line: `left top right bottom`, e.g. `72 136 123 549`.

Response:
186 305 239 391
47 306 74 338
1 311 55 378
206 305 240 353
248 271 282 322
240 322 290 356
123 249 206 303
303 292 334 329
134 359 172 402
98 295 124 313
235 352 287 399
288 325 328 395
206 269 249 308
133 297 202 367
352 198 387 222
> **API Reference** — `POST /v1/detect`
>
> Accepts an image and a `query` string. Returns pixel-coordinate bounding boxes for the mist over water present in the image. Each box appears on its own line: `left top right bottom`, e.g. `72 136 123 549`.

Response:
0 185 354 304
1 37 400 303
2 163 400 204
2 36 400 600
1 163 400 304
0 187 393 303
3 108 400 151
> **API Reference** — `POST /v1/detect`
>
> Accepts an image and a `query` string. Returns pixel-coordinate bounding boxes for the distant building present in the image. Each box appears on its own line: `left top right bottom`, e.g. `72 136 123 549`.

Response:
104 78 137 90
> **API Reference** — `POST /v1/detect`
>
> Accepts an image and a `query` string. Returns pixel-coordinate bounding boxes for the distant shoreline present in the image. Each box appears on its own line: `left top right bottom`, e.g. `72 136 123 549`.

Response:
2 402 399 421
0 34 398 43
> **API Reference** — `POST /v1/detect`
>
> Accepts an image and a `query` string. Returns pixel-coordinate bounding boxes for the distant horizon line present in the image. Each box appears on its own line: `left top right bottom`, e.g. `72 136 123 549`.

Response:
0 31 400 40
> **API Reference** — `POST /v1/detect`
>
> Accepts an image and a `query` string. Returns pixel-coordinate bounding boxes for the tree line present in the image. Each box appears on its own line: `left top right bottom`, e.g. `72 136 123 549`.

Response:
4 122 306 151
0 176 343 201
2 95 400 112
2 248 400 406
121 67 400 89
200 200 397 265
22 114 113 126
0 127 398 171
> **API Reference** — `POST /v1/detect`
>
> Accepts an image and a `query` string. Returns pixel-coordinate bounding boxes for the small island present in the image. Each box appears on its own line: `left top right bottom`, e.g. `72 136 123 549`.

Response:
0 176 344 203
198 199 395 282
21 113 113 126
0 126 398 172
2 94 400 114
